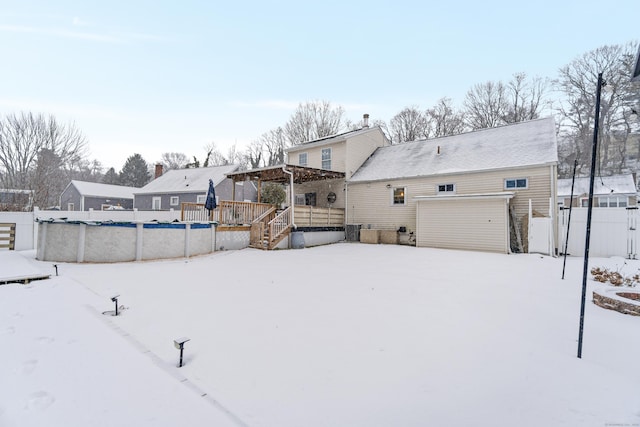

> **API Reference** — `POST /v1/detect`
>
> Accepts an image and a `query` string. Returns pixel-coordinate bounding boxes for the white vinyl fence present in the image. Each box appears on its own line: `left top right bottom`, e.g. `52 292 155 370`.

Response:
0 208 181 251
558 207 638 259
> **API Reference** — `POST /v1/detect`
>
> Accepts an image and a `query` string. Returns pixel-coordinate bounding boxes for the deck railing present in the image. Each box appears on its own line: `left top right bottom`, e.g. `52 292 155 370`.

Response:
294 205 345 227
269 207 291 241
181 201 275 225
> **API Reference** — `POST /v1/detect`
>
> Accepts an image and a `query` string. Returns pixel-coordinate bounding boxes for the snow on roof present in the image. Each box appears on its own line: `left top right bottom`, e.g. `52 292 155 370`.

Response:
286 126 386 152
70 180 136 199
349 117 558 183
134 164 240 195
557 174 637 197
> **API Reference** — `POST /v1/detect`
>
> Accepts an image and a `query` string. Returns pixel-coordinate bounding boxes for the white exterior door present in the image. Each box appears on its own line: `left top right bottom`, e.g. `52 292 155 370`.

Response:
152 197 162 210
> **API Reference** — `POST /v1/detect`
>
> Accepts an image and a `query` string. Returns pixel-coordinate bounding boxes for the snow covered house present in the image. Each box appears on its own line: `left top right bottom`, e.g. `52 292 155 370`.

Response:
557 174 637 208
223 121 389 249
60 180 136 211
134 164 257 211
346 117 559 253
284 119 390 209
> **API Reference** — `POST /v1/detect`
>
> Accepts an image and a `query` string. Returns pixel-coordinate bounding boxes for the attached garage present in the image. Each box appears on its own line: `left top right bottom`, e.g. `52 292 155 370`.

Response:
415 192 514 253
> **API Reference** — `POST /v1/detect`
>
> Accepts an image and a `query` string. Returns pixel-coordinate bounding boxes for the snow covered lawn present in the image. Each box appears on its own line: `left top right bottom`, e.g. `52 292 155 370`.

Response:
1 244 639 426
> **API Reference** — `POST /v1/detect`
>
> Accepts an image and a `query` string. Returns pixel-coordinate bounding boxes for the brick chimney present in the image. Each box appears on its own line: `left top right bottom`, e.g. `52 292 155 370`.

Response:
363 113 370 128
154 164 164 179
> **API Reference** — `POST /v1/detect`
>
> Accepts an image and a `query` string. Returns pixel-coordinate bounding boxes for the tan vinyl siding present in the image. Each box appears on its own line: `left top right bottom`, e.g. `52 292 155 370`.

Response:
345 131 389 179
292 179 345 209
416 198 509 253
294 142 346 172
347 165 555 234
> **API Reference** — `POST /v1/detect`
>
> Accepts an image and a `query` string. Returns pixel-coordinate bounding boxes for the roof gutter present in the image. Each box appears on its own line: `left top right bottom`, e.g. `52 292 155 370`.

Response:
282 165 296 229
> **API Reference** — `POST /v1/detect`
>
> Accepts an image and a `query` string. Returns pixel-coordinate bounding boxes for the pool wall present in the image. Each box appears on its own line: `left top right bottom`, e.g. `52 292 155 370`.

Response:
36 221 216 263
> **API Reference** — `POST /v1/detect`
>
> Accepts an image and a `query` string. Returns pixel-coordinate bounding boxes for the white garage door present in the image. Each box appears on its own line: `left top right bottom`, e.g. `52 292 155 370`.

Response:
416 197 510 253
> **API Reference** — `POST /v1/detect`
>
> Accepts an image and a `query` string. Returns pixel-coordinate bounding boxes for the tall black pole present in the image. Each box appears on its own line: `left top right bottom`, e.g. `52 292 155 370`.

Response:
562 159 578 279
577 72 604 359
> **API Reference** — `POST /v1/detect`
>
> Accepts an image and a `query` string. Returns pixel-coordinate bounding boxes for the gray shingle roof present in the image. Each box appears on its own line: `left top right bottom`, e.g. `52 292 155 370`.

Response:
134 164 240 195
70 180 136 199
349 117 558 183
558 174 637 197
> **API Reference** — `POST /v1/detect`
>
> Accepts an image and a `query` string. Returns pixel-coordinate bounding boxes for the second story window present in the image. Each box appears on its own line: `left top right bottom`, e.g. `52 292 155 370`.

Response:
505 178 528 189
437 184 455 194
321 148 331 169
298 153 308 166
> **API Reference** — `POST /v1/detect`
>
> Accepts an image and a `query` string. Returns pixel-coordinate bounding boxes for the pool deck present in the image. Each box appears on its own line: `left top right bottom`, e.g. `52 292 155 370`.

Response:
0 251 51 284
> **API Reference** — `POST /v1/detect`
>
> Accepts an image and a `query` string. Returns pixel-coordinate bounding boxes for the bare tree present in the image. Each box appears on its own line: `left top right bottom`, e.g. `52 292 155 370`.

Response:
463 81 508 130
0 112 88 207
285 100 346 145
160 152 189 171
503 73 550 123
245 140 264 169
426 98 467 138
389 106 429 143
555 42 640 176
261 127 287 166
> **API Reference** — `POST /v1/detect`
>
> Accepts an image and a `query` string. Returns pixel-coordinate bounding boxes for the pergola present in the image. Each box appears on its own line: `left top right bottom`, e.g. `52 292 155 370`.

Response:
226 164 345 203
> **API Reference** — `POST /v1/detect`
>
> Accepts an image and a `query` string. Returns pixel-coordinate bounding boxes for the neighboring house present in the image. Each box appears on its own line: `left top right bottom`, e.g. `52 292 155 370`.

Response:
134 164 256 210
558 174 637 208
346 117 559 253
60 181 136 211
0 189 33 211
284 118 390 209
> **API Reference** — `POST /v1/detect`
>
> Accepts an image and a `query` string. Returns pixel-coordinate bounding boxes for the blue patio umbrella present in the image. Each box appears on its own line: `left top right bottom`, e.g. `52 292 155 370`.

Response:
205 179 217 211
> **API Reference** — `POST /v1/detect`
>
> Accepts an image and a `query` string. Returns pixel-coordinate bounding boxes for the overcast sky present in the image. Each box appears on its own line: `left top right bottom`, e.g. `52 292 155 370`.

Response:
1 0 637 171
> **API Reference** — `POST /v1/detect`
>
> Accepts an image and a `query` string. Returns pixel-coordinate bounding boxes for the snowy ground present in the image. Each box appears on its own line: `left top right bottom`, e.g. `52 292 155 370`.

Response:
1 244 639 427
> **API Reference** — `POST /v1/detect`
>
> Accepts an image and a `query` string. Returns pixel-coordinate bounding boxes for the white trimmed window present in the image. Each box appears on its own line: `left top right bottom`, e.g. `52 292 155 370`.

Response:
321 148 331 169
196 195 206 204
598 196 628 208
152 197 162 210
170 196 179 206
393 187 406 205
298 153 308 166
505 178 528 189
67 203 74 211
437 183 455 194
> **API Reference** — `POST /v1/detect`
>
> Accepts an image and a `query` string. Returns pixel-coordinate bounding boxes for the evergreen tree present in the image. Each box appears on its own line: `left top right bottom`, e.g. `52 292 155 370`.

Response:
119 154 150 187
102 167 120 185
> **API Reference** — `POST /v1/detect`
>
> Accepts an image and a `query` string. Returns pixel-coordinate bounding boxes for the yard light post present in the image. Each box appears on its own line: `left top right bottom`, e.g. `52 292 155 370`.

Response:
577 72 604 359
174 337 190 367
111 295 120 316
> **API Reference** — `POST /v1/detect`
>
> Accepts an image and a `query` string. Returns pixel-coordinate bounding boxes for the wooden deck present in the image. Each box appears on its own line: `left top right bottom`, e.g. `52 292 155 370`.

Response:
182 201 345 249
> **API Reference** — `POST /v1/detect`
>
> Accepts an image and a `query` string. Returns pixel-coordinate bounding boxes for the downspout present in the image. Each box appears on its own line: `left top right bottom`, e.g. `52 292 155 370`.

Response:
550 163 558 256
282 165 296 229
345 181 349 225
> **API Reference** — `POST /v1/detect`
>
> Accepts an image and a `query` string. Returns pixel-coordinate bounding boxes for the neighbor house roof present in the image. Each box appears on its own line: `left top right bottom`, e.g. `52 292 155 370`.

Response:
348 117 558 183
557 174 637 197
286 126 387 153
67 180 136 199
134 164 240 195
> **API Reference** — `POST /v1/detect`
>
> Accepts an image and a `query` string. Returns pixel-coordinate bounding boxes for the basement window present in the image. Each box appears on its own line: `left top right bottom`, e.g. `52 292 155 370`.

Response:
505 178 528 189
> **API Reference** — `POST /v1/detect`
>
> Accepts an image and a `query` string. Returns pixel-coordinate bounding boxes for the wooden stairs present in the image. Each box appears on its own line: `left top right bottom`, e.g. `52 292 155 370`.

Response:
249 206 292 250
